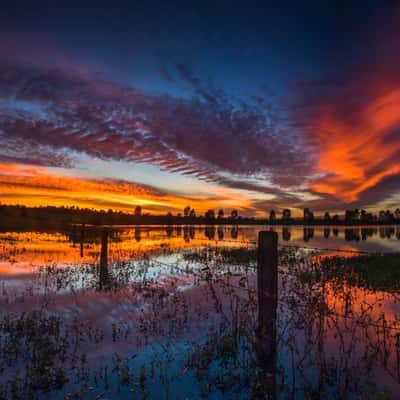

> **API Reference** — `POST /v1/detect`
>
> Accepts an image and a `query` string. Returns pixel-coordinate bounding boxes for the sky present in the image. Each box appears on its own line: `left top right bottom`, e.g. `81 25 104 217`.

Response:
1 0 400 217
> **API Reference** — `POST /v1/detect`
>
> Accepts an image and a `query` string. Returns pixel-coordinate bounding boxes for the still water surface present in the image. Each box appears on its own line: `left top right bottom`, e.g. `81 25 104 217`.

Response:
1 225 399 272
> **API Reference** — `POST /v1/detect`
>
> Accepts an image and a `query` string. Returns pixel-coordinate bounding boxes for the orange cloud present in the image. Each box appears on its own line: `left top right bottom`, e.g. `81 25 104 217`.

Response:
310 87 400 203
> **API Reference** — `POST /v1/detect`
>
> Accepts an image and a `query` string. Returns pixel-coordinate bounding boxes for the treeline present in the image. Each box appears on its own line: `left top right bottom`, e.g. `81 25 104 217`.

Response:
0 204 257 231
0 204 399 231
299 208 400 225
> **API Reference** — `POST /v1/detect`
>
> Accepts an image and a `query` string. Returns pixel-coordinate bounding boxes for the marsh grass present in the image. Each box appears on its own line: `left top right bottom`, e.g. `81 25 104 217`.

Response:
302 253 400 292
0 245 399 399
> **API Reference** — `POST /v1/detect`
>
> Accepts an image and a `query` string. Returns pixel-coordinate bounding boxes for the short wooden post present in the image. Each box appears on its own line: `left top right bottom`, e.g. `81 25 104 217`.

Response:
255 230 278 398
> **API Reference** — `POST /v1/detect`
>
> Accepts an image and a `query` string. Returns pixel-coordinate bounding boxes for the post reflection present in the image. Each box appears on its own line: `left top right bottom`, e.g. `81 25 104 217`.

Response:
217 226 224 241
282 227 291 241
183 225 190 242
134 226 141 242
80 224 85 257
99 229 110 290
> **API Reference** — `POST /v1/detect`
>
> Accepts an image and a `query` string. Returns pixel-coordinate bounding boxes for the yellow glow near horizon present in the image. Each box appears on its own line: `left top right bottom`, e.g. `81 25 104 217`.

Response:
0 162 256 215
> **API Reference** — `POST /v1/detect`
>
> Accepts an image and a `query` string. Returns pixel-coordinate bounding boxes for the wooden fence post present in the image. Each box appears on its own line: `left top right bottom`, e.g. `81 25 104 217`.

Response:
257 230 278 337
255 230 278 399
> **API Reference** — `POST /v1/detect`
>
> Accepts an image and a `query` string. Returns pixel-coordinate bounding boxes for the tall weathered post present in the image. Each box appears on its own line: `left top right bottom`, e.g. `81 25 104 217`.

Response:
255 230 278 399
99 229 109 289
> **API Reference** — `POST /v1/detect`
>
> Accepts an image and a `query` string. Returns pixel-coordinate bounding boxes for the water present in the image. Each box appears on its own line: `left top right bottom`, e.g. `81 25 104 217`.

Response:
1 225 399 271
0 225 399 399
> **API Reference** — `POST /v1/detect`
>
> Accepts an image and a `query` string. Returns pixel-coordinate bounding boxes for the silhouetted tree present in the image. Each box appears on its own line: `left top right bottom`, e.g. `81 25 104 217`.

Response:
217 209 224 220
360 209 366 223
269 210 276 225
303 208 314 224
166 211 173 225
385 210 395 223
345 210 354 225
184 205 191 218
378 210 386 223
134 205 142 217
231 209 238 220
282 209 291 223
205 209 215 221
323 212 331 223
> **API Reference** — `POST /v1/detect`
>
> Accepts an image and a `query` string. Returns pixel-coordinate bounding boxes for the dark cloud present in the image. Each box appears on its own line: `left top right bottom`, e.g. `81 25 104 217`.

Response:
0 47 312 202
350 175 400 210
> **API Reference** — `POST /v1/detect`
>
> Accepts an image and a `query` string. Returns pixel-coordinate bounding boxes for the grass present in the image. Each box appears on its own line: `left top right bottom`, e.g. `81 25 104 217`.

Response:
317 253 400 292
353 253 400 291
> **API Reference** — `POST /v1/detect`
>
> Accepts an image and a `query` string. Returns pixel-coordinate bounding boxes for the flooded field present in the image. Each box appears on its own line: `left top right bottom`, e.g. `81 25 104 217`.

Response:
0 225 399 399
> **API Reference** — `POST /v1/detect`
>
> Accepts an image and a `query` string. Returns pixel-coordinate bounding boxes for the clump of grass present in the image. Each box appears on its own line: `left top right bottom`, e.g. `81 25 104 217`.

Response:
352 254 400 291
316 253 400 292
